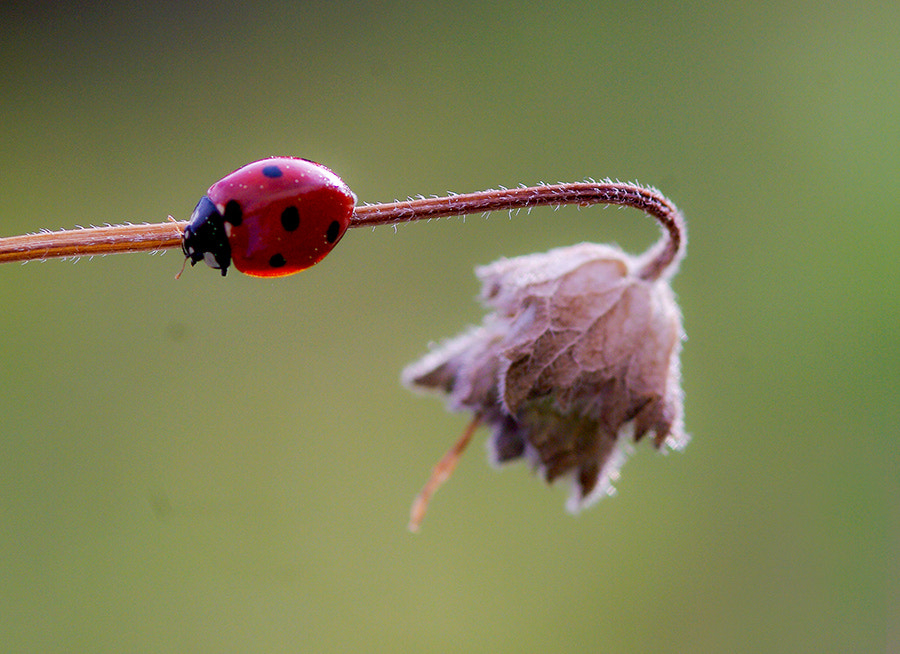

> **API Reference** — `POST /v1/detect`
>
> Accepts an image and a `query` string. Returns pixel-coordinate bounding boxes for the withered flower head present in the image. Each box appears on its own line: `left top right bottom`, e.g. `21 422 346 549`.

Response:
404 237 687 523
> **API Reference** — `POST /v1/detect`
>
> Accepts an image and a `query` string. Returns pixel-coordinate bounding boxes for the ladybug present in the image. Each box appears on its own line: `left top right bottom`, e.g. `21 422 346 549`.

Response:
182 157 356 277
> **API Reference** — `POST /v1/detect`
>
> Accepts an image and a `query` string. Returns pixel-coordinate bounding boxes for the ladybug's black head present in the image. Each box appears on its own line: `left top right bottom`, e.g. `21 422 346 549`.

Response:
182 196 231 276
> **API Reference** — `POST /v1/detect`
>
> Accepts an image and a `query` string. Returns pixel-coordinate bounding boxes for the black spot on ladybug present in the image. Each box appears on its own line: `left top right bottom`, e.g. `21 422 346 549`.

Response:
262 165 283 178
326 220 341 243
281 206 300 232
269 254 286 268
224 200 243 226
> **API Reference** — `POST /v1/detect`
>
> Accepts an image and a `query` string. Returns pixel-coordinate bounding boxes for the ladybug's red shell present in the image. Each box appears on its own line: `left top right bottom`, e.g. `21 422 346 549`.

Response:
187 157 356 278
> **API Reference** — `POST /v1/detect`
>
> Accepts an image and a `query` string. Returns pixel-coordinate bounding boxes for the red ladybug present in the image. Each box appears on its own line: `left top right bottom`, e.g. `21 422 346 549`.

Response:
182 157 356 277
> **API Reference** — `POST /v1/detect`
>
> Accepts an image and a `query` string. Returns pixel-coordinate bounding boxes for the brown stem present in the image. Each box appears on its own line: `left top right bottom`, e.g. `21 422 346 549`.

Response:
408 414 482 532
0 222 185 264
0 182 685 279
350 183 685 280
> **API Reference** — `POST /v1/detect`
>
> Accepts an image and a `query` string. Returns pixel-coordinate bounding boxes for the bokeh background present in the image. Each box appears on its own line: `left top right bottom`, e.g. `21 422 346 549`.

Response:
1 1 897 651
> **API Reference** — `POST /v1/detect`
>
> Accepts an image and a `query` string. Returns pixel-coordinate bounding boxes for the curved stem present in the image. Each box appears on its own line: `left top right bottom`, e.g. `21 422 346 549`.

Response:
350 182 685 280
0 182 685 279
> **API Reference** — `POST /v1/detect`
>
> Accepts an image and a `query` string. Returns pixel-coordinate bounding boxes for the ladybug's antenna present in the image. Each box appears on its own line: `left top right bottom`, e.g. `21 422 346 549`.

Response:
174 255 189 280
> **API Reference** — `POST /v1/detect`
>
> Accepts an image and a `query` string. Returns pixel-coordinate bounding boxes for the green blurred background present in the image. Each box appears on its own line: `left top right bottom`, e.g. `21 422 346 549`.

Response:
1 1 897 651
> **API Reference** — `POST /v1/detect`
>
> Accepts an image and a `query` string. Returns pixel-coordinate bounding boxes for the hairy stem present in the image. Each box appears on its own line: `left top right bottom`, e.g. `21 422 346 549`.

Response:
0 223 184 263
0 182 685 279
349 183 685 280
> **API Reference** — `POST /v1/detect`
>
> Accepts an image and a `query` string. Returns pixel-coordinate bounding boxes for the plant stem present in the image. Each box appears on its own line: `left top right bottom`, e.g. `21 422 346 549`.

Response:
0 182 685 279
350 183 685 280
0 222 185 264
408 415 482 532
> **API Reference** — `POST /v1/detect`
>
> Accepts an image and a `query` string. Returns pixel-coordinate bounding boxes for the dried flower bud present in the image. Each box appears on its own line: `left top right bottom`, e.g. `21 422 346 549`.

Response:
404 240 687 517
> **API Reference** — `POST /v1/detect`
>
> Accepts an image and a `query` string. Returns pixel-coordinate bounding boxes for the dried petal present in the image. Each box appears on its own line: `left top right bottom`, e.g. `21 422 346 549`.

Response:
404 241 687 513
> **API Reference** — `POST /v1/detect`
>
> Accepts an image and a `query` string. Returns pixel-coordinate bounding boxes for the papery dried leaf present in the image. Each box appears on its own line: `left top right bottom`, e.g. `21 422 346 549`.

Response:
404 241 687 512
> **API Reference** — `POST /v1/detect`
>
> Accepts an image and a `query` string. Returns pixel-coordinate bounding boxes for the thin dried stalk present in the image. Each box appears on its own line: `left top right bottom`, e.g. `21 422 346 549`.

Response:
0 182 684 280
0 222 185 263
408 415 482 532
